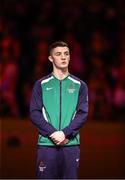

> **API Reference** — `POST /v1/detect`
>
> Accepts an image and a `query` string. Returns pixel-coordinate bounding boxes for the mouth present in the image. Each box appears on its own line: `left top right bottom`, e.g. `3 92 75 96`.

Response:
61 61 67 64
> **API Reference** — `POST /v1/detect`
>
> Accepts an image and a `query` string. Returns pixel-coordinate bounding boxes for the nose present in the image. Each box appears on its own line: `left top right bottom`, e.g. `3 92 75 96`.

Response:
61 54 66 59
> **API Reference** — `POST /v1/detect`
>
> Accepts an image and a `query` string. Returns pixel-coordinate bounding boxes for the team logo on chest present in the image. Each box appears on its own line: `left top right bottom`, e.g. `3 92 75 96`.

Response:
67 84 75 93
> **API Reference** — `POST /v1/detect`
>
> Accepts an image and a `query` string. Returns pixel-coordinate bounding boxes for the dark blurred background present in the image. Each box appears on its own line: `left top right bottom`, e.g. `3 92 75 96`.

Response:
0 0 125 179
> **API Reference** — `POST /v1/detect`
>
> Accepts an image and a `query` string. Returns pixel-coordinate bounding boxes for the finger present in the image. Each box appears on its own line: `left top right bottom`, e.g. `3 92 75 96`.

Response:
56 142 61 145
53 139 60 144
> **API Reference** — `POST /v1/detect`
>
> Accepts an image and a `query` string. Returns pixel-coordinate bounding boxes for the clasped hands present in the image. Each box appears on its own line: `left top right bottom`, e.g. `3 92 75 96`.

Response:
50 131 69 145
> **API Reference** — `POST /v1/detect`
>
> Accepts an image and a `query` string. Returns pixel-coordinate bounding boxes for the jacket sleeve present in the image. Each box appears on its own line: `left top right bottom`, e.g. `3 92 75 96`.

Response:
62 81 88 138
30 80 57 137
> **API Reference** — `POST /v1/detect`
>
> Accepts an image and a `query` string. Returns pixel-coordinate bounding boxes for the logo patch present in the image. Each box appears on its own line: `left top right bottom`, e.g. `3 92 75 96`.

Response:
46 87 53 91
67 83 75 93
39 161 46 172
67 88 75 93
76 158 79 162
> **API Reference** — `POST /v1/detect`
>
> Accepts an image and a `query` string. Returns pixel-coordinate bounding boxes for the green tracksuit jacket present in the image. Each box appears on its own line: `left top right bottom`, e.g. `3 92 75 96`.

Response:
30 73 88 146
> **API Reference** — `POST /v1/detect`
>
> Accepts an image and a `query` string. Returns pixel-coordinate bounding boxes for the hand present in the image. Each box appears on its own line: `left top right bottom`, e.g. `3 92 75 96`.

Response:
50 131 65 144
59 138 69 145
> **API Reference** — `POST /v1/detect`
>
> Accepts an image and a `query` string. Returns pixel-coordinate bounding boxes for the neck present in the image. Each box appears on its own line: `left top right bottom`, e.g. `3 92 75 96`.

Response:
52 68 69 80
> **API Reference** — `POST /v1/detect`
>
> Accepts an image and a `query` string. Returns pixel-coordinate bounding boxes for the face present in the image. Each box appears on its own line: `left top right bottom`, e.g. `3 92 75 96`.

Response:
49 46 70 70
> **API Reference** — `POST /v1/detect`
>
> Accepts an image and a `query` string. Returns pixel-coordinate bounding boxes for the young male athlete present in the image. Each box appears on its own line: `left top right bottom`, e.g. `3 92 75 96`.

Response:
30 41 88 179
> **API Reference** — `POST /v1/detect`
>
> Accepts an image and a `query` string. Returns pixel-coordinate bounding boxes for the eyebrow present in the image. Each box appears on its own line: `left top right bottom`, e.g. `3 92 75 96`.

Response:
55 51 69 54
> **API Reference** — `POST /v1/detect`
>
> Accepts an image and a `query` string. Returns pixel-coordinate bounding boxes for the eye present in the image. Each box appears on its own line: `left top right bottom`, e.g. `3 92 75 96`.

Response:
55 52 61 56
65 52 69 56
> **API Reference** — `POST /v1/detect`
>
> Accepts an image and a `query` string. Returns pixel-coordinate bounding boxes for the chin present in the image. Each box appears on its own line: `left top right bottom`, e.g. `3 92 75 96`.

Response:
61 65 68 69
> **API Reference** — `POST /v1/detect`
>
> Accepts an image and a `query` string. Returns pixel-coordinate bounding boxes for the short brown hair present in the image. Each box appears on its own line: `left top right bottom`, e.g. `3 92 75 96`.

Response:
49 41 69 54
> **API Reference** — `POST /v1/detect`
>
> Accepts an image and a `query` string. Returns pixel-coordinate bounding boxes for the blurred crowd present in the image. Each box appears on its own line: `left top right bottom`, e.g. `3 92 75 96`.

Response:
0 0 125 120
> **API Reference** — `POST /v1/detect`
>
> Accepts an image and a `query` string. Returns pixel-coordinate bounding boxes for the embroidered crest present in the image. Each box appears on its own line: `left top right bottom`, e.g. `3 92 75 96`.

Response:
67 84 75 93
39 161 46 172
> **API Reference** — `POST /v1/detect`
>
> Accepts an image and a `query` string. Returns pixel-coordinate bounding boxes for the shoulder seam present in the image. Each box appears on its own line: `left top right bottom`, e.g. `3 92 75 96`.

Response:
68 76 81 85
41 75 54 84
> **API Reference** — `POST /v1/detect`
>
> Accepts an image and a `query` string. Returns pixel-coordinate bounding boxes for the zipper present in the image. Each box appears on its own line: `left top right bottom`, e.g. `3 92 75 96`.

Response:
59 81 62 130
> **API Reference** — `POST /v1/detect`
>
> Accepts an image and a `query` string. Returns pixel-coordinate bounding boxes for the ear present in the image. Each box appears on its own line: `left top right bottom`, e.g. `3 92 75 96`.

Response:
48 55 53 62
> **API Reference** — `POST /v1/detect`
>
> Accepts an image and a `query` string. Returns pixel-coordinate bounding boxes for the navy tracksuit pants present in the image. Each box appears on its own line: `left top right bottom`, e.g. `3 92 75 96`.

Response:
36 145 80 179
